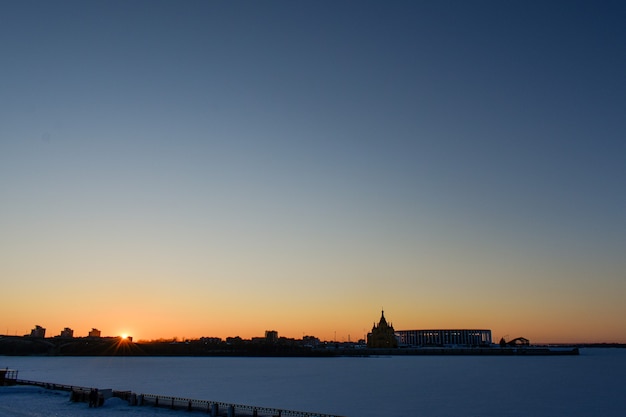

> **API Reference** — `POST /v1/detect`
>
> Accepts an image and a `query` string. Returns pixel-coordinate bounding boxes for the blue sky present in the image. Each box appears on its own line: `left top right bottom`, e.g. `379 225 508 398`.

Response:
1 1 625 342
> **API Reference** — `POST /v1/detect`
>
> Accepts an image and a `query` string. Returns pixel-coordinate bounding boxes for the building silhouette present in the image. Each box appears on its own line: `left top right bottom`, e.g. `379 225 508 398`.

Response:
59 327 74 338
29 325 46 338
396 329 492 347
367 310 398 348
265 330 278 344
88 328 101 337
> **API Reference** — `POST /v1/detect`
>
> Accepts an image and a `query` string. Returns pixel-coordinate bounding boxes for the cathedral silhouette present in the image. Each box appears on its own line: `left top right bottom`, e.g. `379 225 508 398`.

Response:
367 310 398 348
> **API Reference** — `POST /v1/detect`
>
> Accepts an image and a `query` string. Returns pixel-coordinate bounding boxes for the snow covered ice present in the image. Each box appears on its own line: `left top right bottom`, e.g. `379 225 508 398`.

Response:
0 385 177 417
2 348 626 417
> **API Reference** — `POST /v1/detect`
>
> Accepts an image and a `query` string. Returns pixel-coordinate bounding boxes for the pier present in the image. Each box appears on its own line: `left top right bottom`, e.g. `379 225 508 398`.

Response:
12 378 345 417
0 368 19 385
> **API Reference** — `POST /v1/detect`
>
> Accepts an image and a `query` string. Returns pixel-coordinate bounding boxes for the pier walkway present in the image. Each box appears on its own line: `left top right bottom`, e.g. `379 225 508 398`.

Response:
13 379 345 417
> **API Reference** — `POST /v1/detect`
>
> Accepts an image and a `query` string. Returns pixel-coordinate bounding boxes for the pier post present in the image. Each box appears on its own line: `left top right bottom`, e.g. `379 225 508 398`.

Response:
227 404 235 417
212 403 218 416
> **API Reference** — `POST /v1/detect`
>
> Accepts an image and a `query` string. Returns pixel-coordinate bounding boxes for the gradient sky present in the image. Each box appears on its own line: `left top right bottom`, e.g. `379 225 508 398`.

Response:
1 1 625 344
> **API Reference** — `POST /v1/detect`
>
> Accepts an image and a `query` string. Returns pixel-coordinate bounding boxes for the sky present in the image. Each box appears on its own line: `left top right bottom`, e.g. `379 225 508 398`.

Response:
1 0 625 344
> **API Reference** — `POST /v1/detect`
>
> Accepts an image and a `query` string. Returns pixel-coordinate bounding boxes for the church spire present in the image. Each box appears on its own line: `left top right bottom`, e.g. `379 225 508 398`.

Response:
379 309 388 326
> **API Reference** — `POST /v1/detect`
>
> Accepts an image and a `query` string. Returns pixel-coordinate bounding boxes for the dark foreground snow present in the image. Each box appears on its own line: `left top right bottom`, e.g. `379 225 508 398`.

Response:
0 385 179 417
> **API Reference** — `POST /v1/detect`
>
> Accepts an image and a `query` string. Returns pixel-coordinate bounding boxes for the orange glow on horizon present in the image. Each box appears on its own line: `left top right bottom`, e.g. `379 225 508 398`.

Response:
2 295 625 344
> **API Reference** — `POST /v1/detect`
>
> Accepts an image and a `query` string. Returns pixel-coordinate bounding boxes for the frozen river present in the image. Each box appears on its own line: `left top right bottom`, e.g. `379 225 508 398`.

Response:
2 348 625 417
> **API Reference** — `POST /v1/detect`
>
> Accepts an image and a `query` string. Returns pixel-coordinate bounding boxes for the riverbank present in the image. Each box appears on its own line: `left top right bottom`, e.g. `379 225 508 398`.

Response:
0 335 580 356
5 379 343 417
0 385 162 417
340 346 580 355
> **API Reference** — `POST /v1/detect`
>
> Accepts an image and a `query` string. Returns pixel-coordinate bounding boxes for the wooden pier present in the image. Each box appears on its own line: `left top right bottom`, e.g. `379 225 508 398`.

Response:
14 378 345 417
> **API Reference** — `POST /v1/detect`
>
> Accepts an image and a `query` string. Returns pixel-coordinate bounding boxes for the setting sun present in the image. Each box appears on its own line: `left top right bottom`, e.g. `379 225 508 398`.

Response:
121 334 128 340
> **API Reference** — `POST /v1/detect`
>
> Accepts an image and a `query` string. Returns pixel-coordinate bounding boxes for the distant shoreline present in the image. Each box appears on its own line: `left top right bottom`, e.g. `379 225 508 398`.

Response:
0 335 596 356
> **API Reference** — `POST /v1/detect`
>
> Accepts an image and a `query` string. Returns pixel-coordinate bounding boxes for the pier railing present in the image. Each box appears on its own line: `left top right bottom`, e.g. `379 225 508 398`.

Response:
1 369 19 385
13 379 345 417
15 379 76 391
